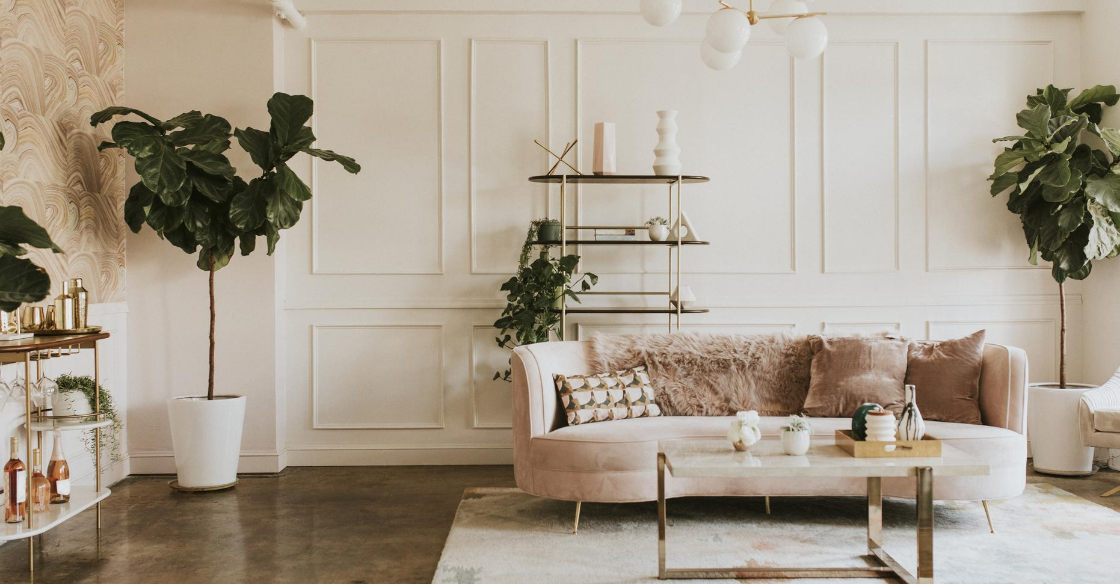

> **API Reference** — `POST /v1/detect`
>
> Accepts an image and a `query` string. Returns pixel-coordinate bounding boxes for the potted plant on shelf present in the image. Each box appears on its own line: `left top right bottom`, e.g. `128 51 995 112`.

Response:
492 221 598 381
988 84 1120 391
536 218 562 243
54 374 124 466
645 216 669 241
91 93 360 490
0 131 64 315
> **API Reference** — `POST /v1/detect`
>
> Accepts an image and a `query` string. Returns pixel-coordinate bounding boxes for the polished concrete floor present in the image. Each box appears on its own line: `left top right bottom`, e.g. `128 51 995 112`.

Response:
0 464 1116 583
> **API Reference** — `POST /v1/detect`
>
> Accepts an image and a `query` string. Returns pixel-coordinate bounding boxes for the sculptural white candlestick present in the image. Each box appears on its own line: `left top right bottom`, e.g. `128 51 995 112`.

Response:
653 110 681 175
592 122 616 175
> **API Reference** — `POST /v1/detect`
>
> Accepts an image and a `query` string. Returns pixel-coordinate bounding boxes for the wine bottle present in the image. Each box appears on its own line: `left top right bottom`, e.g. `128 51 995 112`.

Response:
4 437 26 523
31 448 50 513
48 431 70 503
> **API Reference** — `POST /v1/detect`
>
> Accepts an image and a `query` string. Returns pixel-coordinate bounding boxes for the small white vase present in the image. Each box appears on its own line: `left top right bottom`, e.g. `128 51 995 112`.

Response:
53 391 91 417
865 411 897 442
653 110 682 175
898 384 926 441
780 429 811 456
648 225 669 241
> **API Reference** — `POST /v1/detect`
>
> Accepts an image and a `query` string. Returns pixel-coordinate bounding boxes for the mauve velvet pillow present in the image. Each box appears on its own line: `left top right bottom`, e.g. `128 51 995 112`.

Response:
803 335 909 417
905 329 986 424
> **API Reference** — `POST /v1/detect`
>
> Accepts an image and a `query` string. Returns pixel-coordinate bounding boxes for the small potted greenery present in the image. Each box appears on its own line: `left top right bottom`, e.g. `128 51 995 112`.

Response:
645 216 669 241
54 374 124 465
536 218 562 243
780 414 813 456
493 222 597 381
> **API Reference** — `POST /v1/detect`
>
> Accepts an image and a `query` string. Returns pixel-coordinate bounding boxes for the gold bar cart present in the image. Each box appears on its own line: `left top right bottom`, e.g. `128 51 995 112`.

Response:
0 332 111 574
527 174 712 335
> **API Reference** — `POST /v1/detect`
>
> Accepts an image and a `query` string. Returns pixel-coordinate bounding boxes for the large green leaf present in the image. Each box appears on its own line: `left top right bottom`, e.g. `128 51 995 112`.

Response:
239 233 256 256
1036 155 1071 188
169 114 232 147
111 121 164 158
186 165 233 203
0 206 62 254
1016 104 1051 139
234 127 273 170
282 127 316 156
275 164 312 202
229 178 268 230
264 223 280 255
1086 174 1120 213
1068 84 1120 110
265 178 303 229
990 171 1019 196
0 131 4 150
1086 201 1120 260
1100 127 1120 157
163 225 199 254
163 111 203 130
302 147 361 174
1048 224 1091 283
267 92 314 147
180 149 235 179
89 106 165 129
0 255 51 312
991 149 1028 178
135 142 188 196
123 183 154 233
145 198 185 233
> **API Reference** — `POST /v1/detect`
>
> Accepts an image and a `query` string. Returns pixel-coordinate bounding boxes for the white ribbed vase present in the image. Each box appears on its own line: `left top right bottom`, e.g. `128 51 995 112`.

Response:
653 110 681 175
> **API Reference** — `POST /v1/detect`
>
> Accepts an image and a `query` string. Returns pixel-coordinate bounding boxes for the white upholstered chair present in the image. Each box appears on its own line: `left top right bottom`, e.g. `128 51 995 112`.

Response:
1078 368 1120 497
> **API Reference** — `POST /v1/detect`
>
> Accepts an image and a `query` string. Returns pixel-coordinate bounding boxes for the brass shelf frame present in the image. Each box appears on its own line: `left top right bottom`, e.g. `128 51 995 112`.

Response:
0 332 109 574
533 174 711 335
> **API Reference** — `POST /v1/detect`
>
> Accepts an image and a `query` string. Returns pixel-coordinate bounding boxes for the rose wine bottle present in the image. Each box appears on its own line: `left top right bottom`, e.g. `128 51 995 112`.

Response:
48 431 70 503
31 448 50 513
4 437 26 523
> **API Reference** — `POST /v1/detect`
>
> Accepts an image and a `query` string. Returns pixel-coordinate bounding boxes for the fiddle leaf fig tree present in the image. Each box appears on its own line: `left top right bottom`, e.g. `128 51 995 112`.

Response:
0 131 63 312
92 93 360 399
989 84 1120 387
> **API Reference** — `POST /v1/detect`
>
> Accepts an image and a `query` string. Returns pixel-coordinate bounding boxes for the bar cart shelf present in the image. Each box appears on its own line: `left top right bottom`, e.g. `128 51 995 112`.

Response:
531 174 711 333
0 332 110 572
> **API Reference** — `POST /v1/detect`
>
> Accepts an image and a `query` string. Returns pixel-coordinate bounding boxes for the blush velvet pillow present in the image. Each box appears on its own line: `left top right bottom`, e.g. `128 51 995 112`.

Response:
803 335 909 417
905 329 986 424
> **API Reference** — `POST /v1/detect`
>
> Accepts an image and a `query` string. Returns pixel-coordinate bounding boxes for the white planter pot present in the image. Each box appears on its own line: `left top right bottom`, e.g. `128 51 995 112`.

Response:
1027 383 1097 476
168 395 247 489
648 225 669 241
780 429 811 456
53 391 92 417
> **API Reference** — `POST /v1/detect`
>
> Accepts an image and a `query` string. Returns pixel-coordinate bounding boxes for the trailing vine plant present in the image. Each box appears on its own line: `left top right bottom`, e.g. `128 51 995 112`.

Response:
55 374 123 465
493 220 597 381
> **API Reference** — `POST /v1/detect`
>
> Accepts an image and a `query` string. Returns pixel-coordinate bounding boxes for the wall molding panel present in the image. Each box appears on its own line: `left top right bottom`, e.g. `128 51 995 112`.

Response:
309 38 445 275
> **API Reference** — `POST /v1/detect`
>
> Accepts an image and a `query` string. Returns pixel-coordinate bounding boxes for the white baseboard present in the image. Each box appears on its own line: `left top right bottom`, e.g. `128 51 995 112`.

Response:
285 445 513 466
128 449 286 474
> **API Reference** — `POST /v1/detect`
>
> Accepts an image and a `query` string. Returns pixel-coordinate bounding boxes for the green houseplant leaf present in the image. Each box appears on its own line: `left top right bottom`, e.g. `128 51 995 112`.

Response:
0 206 63 254
0 255 52 313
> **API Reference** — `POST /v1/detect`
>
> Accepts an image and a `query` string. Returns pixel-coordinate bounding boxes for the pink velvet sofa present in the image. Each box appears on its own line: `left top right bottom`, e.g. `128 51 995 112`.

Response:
512 340 1028 503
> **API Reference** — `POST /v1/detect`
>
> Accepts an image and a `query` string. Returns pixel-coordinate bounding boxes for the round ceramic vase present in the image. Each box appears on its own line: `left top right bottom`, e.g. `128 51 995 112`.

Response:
781 429 811 456
648 225 669 241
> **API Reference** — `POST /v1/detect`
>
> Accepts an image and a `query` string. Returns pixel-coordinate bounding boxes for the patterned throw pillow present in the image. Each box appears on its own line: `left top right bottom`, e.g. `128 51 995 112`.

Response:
555 366 663 426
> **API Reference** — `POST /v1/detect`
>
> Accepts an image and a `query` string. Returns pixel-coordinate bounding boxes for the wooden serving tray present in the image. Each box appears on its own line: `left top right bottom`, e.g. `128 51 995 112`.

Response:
835 429 942 458
32 326 102 336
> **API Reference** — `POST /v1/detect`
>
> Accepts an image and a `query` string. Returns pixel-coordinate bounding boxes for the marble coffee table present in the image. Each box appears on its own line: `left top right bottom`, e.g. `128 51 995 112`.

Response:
656 438 990 583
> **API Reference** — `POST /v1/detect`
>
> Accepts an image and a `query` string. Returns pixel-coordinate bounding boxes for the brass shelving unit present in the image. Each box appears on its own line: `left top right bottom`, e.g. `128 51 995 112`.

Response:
0 332 110 574
528 174 711 333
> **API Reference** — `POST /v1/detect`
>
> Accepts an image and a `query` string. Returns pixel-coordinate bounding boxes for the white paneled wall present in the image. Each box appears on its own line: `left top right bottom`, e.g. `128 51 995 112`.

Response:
277 1 1083 464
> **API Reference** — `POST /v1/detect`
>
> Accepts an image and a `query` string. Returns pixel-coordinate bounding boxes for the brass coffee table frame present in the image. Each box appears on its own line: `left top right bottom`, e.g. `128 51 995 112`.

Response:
657 453 935 583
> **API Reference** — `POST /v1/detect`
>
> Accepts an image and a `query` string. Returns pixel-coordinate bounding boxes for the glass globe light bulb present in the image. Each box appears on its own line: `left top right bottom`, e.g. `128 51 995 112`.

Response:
705 8 751 54
640 0 682 27
765 0 809 35
784 16 827 59
700 39 742 72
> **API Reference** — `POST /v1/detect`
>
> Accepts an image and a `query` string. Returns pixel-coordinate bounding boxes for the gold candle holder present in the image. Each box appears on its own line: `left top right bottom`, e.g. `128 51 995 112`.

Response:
21 306 44 331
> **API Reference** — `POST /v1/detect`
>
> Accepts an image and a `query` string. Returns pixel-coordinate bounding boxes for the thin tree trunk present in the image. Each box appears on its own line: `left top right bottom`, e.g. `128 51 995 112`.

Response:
1059 281 1066 389
208 251 216 400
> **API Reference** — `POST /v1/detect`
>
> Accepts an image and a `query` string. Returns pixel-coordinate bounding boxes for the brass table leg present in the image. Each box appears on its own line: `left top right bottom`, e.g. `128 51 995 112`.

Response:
917 467 935 584
868 477 883 554
981 500 995 533
658 452 667 580
572 501 581 535
1102 484 1120 498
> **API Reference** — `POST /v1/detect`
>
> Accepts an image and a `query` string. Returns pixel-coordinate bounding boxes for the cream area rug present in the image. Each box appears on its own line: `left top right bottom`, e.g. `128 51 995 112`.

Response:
434 485 1120 583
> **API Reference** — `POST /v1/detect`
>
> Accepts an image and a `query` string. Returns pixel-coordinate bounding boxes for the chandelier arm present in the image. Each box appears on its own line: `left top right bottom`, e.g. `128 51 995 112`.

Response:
756 11 828 20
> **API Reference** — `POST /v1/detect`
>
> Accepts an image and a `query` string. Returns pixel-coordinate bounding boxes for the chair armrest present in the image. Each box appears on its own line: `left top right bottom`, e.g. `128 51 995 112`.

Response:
978 343 1029 433
1079 369 1120 445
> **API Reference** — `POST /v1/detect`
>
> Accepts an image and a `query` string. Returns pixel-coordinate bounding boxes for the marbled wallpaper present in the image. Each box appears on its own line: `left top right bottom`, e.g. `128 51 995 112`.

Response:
0 0 126 304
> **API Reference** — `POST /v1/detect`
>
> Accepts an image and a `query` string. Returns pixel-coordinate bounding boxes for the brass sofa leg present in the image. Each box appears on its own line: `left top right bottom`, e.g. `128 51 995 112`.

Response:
765 496 771 515
982 500 995 533
1103 485 1120 498
573 501 582 534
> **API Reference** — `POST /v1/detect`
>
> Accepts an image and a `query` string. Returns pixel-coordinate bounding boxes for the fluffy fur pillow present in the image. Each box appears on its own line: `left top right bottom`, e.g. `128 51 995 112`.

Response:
803 335 909 417
589 332 812 416
906 330 986 424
